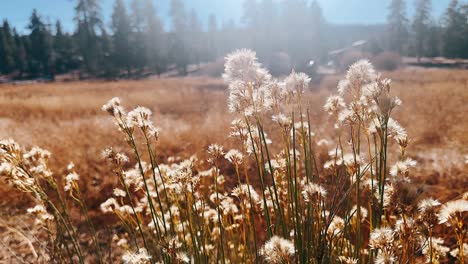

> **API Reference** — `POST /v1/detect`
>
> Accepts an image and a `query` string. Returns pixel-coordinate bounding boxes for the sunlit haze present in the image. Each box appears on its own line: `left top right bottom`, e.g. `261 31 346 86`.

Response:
0 0 451 33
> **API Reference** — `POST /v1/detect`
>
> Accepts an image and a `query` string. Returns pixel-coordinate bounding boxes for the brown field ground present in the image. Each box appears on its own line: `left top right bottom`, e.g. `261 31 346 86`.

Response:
0 68 467 260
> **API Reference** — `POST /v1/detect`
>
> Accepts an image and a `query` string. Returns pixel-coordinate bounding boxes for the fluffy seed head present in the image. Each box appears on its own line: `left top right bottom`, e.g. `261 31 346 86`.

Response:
302 183 327 203
389 158 417 177
260 236 295 264
324 95 346 115
208 144 225 159
284 71 311 96
225 149 243 165
122 248 152 264
27 204 54 225
438 199 468 225
338 256 358 264
126 106 153 129
102 97 124 116
418 198 441 213
232 184 260 204
346 60 377 87
420 237 449 260
64 172 80 192
223 49 270 84
369 227 394 250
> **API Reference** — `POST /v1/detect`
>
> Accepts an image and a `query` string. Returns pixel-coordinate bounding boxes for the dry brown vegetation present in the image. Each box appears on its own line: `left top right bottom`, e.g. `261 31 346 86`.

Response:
0 68 467 262
1 69 467 206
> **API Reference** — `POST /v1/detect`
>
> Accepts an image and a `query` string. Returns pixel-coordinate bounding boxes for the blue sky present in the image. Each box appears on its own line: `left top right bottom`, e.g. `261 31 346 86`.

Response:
0 0 452 33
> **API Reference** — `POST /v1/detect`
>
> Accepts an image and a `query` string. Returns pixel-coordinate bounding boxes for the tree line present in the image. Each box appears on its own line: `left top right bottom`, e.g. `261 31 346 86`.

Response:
388 0 468 60
0 0 467 80
0 0 219 79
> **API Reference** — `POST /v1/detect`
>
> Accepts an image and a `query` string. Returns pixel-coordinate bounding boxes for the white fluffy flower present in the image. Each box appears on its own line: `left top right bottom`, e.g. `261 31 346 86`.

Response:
102 97 125 116
208 144 225 158
350 205 368 220
328 216 345 236
420 237 449 260
284 71 311 96
64 172 80 192
126 106 153 129
223 49 271 84
450 243 468 258
302 183 327 202
27 204 54 225
418 198 441 213
100 198 120 213
346 60 377 87
369 227 394 250
223 49 277 116
389 158 417 177
338 256 358 264
260 236 295 263
225 149 243 165
113 188 126 197
122 248 152 264
272 113 292 128
232 184 260 204
324 95 346 115
374 251 397 264
438 199 468 225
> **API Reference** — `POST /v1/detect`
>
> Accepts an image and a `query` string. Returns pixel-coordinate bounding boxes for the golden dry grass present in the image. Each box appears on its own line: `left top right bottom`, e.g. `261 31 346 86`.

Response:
0 69 467 261
1 70 467 205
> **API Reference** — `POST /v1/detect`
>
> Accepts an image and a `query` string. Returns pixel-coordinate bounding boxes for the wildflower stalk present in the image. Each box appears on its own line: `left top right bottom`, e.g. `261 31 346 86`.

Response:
152 145 176 234
112 166 150 251
245 119 273 238
456 223 465 264
378 122 389 226
233 162 252 260
241 156 259 262
127 135 162 240
22 166 85 264
112 111 162 246
258 122 287 237
350 125 362 261
212 164 226 264
142 132 168 234
44 193 84 264
291 114 304 263
183 191 200 262
70 186 104 264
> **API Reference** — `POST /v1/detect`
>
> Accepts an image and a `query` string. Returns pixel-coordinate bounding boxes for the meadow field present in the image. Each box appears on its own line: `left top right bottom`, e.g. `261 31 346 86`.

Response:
0 65 467 262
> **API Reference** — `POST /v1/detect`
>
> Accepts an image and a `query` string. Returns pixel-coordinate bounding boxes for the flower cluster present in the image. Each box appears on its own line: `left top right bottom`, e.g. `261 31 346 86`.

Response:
1 50 466 264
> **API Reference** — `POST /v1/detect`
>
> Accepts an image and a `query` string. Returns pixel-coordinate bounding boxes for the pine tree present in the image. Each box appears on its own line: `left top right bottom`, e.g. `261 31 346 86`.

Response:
100 28 115 77
169 0 189 75
75 0 103 75
130 0 148 72
308 1 326 62
0 20 16 74
188 8 202 67
13 30 28 77
462 3 468 58
412 0 432 61
207 14 218 61
242 0 260 51
111 0 132 76
388 0 409 54
27 10 53 77
143 0 166 76
242 0 259 28
257 0 277 58
281 0 310 68
425 23 441 57
54 20 69 73
442 0 467 58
